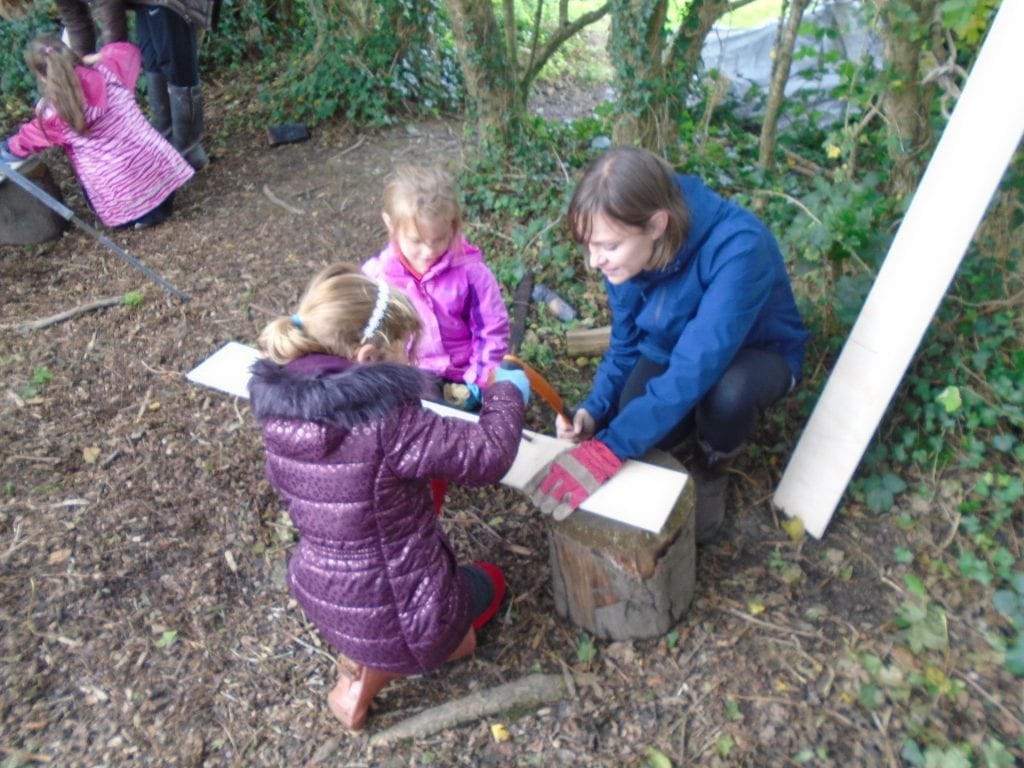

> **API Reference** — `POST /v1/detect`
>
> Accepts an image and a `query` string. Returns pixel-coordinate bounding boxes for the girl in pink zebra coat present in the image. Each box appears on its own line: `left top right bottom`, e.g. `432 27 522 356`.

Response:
1 34 193 229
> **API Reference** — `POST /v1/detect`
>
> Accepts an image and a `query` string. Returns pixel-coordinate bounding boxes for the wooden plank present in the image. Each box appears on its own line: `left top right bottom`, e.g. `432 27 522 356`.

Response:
773 0 1024 539
186 342 689 534
566 326 611 356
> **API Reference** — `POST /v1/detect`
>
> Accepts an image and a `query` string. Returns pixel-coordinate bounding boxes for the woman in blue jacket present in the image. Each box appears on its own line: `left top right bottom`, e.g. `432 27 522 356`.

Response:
529 147 809 542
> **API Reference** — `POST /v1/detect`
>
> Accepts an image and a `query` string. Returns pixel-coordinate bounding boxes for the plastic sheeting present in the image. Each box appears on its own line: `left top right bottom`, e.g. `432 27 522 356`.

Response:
700 0 882 125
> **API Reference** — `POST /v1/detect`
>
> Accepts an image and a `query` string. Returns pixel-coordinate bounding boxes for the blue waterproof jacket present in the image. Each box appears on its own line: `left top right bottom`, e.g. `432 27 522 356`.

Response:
580 175 810 460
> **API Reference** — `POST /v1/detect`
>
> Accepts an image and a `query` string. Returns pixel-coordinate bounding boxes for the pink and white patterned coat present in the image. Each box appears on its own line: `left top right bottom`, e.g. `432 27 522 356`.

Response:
8 42 193 227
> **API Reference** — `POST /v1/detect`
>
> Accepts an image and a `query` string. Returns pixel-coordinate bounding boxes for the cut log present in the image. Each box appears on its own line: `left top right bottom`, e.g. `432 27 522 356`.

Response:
548 449 696 641
566 325 611 356
0 157 69 245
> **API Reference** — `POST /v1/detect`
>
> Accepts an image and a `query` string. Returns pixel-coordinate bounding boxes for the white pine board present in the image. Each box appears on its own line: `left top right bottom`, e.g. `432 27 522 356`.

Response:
187 342 688 534
186 340 261 398
773 0 1024 539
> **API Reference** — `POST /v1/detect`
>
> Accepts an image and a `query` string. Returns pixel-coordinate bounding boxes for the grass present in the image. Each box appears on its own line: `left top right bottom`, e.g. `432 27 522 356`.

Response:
713 0 785 29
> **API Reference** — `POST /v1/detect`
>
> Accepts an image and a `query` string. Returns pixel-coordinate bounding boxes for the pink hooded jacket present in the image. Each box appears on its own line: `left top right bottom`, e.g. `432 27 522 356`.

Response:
8 42 193 227
363 234 510 388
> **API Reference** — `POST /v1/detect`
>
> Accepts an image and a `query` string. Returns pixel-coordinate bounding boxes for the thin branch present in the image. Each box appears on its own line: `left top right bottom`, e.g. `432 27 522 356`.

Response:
718 606 821 639
3 296 124 332
369 674 566 747
262 185 305 216
752 189 874 275
521 3 610 89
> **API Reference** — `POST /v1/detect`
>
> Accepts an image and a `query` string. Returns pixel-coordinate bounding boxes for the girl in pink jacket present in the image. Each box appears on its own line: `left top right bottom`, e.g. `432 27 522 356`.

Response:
1 35 193 229
362 164 510 408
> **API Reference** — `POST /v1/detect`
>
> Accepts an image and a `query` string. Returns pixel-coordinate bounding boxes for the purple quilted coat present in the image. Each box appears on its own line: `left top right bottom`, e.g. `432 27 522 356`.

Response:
248 354 524 674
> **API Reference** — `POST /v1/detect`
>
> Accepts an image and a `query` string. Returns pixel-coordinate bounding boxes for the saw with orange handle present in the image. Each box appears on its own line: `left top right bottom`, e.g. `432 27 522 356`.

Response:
500 354 573 423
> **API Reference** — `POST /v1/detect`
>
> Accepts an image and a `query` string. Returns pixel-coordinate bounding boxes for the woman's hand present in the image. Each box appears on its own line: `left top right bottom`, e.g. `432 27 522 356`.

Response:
555 408 595 443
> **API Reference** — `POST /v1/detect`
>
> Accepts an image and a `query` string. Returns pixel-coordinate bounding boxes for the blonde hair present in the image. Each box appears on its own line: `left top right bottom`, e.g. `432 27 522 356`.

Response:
259 263 421 365
568 147 689 272
382 164 462 237
25 35 89 136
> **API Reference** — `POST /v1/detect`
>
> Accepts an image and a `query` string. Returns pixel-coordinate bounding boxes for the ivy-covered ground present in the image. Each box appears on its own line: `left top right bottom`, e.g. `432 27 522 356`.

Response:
1 98 1022 767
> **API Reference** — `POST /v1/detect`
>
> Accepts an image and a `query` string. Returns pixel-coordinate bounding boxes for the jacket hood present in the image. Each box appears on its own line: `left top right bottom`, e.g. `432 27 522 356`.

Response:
641 175 727 284
378 234 482 281
248 354 426 427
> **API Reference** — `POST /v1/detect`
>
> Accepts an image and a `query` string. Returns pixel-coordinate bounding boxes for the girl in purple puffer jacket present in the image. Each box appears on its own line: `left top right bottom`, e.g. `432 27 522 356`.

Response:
248 263 530 731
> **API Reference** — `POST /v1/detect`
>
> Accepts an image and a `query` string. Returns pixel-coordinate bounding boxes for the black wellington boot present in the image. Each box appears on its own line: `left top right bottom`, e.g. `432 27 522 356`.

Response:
168 83 210 170
146 72 171 139
689 438 742 544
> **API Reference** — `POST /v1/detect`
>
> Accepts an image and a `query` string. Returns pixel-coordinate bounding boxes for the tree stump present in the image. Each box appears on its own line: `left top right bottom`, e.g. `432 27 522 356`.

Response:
548 449 696 641
0 156 69 245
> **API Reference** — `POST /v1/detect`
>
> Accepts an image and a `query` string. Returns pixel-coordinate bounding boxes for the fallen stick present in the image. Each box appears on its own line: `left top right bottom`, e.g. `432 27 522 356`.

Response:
4 296 124 331
368 673 566 747
262 184 305 215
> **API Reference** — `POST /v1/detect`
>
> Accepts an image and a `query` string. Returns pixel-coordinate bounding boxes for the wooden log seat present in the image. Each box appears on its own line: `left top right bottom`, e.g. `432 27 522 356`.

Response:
547 449 696 641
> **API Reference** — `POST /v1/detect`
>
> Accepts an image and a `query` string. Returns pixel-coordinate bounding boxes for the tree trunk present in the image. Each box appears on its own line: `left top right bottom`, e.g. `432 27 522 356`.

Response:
444 0 521 148
609 0 739 152
442 1 609 152
870 0 942 197
608 0 668 149
758 0 811 170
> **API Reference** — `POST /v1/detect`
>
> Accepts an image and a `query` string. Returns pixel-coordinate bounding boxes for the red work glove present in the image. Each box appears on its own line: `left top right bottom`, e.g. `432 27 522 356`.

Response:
527 440 623 521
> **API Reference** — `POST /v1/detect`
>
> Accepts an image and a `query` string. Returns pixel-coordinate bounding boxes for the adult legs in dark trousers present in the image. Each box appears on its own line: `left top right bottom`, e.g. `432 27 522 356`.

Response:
135 4 209 170
619 348 793 543
54 0 128 55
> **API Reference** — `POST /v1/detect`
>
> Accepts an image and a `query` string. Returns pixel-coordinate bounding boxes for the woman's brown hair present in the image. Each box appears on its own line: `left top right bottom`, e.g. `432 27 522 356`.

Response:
567 146 690 271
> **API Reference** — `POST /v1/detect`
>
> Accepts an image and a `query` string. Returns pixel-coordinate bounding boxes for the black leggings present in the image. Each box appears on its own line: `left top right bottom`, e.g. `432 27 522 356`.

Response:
619 348 793 455
134 5 200 86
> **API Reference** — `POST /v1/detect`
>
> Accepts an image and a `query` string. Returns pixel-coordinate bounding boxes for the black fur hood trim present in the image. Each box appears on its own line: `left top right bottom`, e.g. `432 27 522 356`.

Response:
248 355 426 429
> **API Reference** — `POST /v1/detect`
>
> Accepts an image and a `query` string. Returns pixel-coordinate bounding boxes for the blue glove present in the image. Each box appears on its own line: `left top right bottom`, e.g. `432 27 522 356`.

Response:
492 367 530 405
464 382 482 410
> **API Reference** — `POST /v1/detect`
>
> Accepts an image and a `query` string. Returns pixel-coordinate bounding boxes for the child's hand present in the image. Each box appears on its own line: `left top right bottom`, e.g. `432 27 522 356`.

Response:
492 367 530 404
556 409 594 443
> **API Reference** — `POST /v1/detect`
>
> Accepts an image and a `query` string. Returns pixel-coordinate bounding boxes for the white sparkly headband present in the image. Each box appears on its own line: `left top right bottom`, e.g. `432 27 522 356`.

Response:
361 279 390 343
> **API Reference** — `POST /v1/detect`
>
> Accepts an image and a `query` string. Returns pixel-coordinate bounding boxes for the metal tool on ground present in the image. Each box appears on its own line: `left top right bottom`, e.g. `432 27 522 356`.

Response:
0 159 191 302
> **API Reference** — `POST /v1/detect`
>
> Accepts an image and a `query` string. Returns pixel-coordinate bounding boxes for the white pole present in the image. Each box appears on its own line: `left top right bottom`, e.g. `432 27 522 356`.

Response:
773 0 1024 538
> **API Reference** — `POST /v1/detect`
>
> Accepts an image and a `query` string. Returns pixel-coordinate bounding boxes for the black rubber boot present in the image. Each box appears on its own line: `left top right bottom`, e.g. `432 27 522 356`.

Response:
168 84 210 170
689 438 741 544
146 72 171 139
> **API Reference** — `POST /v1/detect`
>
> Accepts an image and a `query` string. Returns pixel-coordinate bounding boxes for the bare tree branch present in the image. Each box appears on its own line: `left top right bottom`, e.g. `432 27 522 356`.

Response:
522 3 610 91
